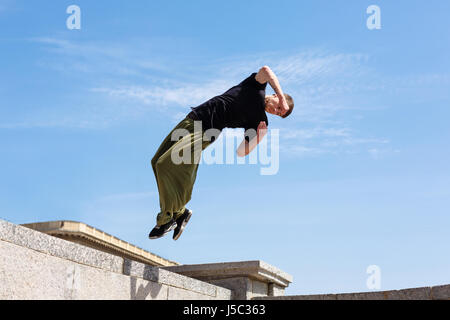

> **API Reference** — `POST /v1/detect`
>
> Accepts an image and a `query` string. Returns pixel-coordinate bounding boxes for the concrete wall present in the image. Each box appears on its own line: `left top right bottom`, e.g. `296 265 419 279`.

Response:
163 261 293 300
0 219 231 300
2 218 448 300
253 285 450 300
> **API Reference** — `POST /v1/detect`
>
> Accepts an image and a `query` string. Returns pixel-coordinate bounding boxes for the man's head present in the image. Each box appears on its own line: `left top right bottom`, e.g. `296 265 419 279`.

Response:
265 93 294 118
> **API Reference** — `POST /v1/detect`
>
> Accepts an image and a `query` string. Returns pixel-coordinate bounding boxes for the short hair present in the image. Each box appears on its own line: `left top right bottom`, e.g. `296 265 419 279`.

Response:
282 93 294 118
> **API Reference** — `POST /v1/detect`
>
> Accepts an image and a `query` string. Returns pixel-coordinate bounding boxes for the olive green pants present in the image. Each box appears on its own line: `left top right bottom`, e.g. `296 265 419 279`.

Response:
151 117 212 226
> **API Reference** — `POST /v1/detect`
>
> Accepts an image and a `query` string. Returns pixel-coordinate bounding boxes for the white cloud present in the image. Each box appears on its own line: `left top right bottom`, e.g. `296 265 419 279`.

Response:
0 118 110 130
282 127 352 140
31 37 176 79
32 37 372 112
3 37 399 158
94 191 157 202
86 48 372 122
280 145 329 157
92 78 233 109
368 148 401 159
278 125 390 158
273 51 369 85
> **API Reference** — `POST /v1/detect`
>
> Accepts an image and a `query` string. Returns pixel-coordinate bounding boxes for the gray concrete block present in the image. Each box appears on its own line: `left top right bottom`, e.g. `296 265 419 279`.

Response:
254 294 337 300
0 238 231 300
0 219 122 273
268 284 285 297
167 286 216 300
163 260 292 288
385 287 432 300
1 240 69 299
208 277 251 300
431 285 450 300
251 280 268 298
123 259 230 299
336 292 387 300
128 277 169 300
0 218 232 300
0 239 172 300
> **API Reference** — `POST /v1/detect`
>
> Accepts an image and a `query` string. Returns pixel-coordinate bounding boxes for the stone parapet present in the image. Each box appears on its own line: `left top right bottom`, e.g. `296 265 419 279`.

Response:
163 260 293 300
21 220 178 267
0 219 231 300
253 285 450 300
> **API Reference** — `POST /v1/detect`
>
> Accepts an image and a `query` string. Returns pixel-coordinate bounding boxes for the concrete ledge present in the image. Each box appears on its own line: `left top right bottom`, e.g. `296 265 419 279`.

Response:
21 221 178 267
1 218 123 273
253 284 450 300
1 239 168 300
431 285 450 300
0 219 231 300
164 261 292 286
163 260 293 300
123 259 230 299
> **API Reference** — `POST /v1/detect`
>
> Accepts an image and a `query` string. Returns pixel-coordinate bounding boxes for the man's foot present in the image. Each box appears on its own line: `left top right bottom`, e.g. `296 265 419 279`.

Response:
173 209 193 241
149 219 177 240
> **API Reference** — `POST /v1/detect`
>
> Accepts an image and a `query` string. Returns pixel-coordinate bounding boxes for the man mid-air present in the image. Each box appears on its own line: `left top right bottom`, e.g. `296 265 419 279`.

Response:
149 66 294 240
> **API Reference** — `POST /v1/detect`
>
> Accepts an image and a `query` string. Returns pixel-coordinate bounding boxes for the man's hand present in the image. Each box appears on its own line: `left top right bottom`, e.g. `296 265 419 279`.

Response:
257 121 268 142
278 95 290 114
237 121 268 157
256 66 288 114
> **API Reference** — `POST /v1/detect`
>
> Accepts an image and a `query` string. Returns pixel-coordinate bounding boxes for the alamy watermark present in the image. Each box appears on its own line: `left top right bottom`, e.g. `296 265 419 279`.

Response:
66 5 81 30
169 121 280 176
65 5 381 31
366 265 381 290
366 5 381 30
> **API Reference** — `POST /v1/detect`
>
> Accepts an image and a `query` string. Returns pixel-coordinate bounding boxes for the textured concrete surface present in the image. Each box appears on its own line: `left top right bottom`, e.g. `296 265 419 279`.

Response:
208 277 251 300
1 218 123 273
1 240 140 300
163 260 293 288
22 220 178 267
163 260 293 300
269 284 285 297
251 280 269 298
123 259 230 299
385 287 432 300
254 285 450 300
3 218 448 300
431 285 450 300
0 219 231 300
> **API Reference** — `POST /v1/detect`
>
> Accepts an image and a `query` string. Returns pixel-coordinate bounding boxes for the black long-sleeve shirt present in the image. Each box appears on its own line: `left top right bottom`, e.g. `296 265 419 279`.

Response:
190 73 268 142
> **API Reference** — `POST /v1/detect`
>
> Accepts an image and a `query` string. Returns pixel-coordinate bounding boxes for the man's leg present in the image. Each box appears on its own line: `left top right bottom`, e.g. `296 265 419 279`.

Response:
150 117 211 231
151 122 186 227
151 117 192 227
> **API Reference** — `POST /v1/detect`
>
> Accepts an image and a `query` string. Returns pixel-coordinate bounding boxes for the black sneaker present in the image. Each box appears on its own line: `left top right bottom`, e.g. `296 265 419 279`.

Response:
149 219 177 240
173 209 193 241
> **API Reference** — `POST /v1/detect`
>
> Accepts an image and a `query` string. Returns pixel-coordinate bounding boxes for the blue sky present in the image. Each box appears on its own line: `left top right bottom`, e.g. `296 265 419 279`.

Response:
1 0 449 295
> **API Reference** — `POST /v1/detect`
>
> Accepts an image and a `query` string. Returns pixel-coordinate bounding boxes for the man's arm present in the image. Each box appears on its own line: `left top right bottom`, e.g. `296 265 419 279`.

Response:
236 121 268 157
255 66 289 113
